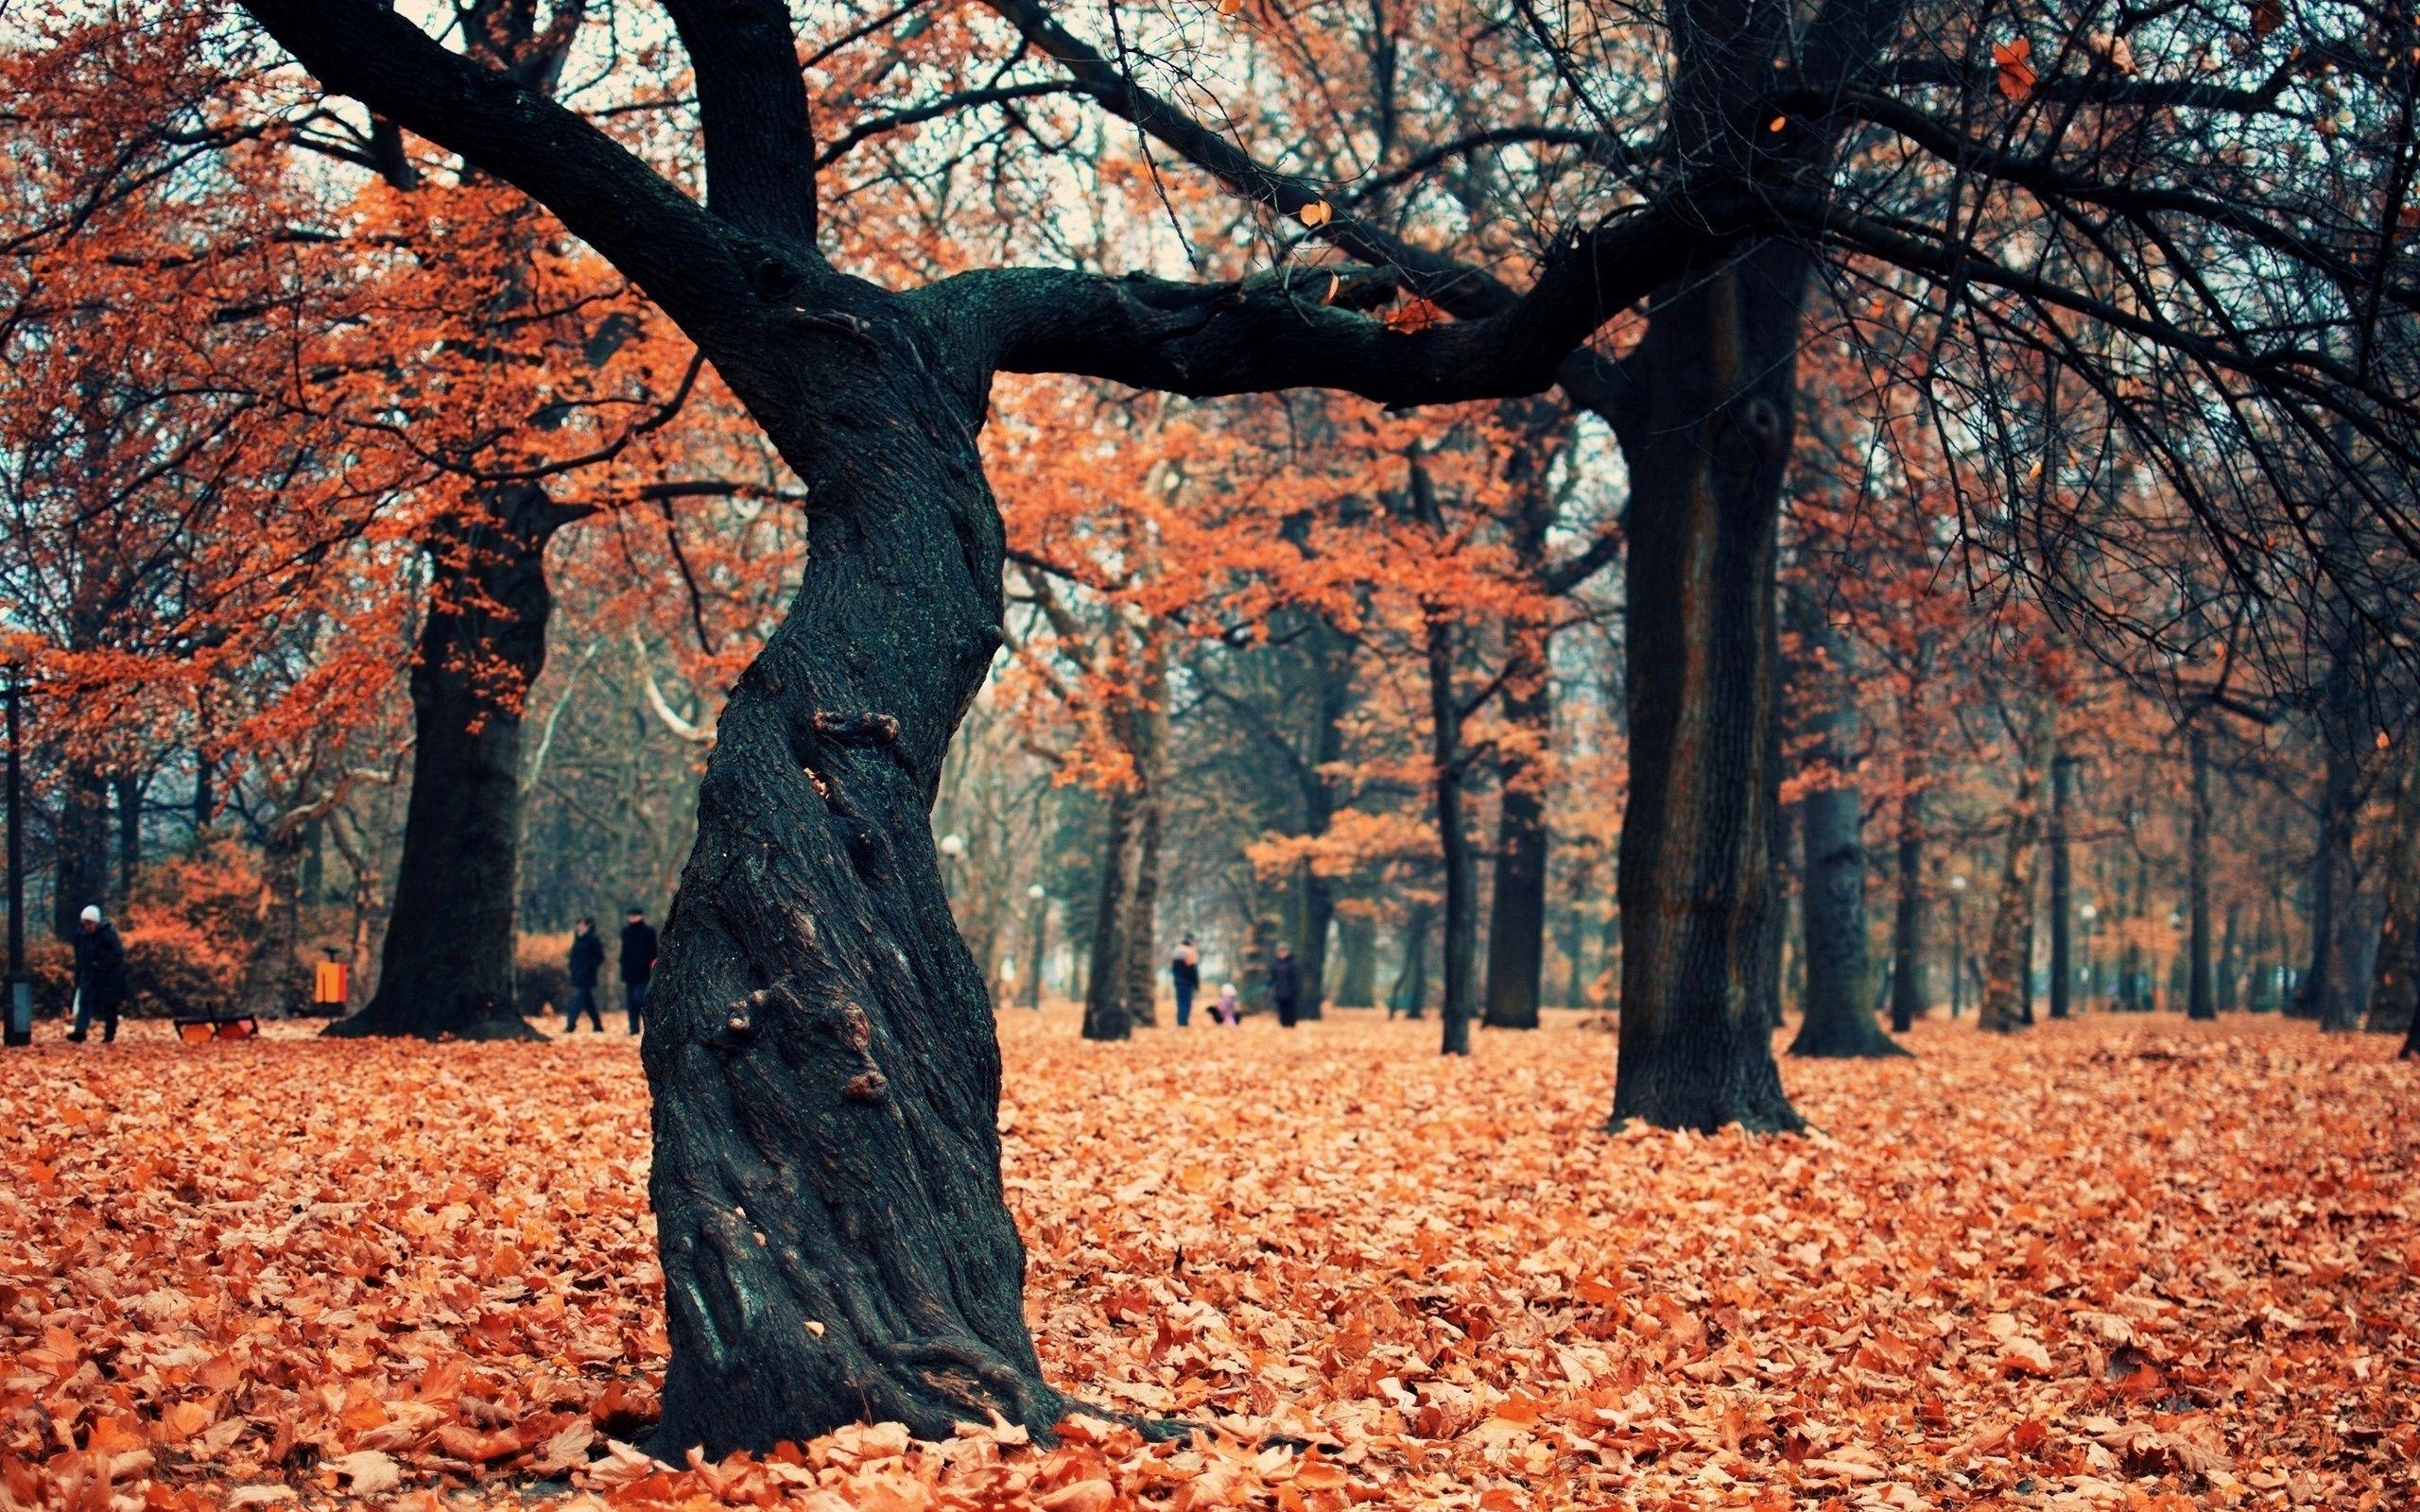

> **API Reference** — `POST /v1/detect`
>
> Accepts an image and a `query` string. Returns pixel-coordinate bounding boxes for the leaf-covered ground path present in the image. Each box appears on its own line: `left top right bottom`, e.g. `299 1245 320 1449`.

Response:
3 1011 2413 1511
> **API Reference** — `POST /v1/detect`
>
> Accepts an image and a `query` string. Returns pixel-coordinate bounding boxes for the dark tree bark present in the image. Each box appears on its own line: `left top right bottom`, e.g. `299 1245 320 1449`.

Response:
1480 621 1551 1030
1562 891 1592 1009
1979 705 2053 1033
112 772 144 904
1889 730 1926 1033
1290 618 1357 1021
1391 899 1435 1018
1425 597 1479 1056
1081 782 1137 1041
53 765 109 941
2048 751 2075 1019
1334 912 1377 1007
2187 727 2217 1021
236 817 309 1020
2367 742 2420 1033
2296 673 2366 1027
328 487 561 1041
1787 582 1902 1057
1605 248 1808 1129
1117 630 1167 1028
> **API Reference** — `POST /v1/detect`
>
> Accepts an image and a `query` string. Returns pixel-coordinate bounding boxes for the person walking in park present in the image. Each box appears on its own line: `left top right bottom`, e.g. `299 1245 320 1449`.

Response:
565 917 605 1033
1171 937 1201 1027
67 904 130 1044
619 906 658 1035
1269 942 1302 1028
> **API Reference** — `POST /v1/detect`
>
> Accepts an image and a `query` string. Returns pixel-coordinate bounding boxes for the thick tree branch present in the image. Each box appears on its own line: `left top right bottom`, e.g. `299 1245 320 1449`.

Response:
660 0 821 244
947 205 1727 405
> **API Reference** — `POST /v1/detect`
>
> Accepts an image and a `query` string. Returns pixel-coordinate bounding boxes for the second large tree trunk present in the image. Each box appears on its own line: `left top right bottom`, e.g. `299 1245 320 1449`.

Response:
327 487 556 1041
1607 249 1807 1129
2367 740 2420 1033
52 764 109 941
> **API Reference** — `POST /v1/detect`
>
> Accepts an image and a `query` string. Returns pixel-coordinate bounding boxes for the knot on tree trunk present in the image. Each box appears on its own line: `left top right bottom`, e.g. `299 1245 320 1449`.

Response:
812 710 899 746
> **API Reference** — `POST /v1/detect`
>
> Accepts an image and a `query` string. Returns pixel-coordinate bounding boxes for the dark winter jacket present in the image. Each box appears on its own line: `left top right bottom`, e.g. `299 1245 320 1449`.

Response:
1267 954 1302 1003
1170 954 1200 990
75 922 131 1007
619 920 659 985
568 931 605 988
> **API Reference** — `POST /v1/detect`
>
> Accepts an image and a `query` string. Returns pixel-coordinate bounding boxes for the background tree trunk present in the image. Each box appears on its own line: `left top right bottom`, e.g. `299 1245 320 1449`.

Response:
1890 743 1926 1033
52 764 109 940
1334 913 1376 1007
2048 752 2074 1019
2188 727 2217 1020
113 772 144 906
1607 250 1806 1130
1787 582 1901 1057
1979 706 2054 1032
1082 783 1137 1041
1117 627 1167 1028
236 819 308 1019
1426 603 1478 1055
2366 742 2420 1033
1391 899 1434 1018
1481 622 1551 1030
328 487 557 1041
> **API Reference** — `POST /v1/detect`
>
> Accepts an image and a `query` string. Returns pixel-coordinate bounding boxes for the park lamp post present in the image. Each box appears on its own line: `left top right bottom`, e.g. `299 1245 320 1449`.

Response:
1023 883 1047 1011
5 670 28 1047
1947 873 1968 1020
937 832 966 902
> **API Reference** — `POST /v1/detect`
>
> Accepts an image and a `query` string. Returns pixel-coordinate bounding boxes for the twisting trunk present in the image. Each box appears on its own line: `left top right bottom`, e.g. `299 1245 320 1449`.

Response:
1607 248 1807 1129
2367 740 2420 1033
2048 752 2074 1019
52 764 109 940
1334 912 1376 1007
1787 582 1901 1057
1889 731 1926 1033
1481 619 1551 1029
633 304 1063 1455
328 485 559 1040
2188 727 2217 1021
1979 705 2055 1032
1082 784 1137 1041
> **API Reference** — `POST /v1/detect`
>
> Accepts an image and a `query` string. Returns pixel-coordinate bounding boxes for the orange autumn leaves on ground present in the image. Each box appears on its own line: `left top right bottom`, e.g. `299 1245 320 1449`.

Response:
3 1015 2415 1512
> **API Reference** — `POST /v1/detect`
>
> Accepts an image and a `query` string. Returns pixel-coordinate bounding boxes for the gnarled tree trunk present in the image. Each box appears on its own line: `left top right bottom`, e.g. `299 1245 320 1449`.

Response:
329 486 558 1041
640 306 1060 1454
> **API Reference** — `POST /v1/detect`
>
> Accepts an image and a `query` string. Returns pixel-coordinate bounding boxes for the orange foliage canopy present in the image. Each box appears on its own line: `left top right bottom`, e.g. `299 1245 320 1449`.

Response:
3 1013 2413 1510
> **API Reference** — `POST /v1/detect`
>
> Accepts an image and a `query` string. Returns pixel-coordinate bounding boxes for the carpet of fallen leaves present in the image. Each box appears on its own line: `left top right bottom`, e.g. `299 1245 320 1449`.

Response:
3 1009 2415 1512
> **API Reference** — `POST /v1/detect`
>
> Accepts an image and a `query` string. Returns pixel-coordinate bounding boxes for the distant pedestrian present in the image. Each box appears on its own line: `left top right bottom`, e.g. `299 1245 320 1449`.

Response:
1171 937 1201 1026
1269 941 1303 1028
620 906 658 1035
565 918 605 1033
68 904 129 1044
1214 981 1240 1025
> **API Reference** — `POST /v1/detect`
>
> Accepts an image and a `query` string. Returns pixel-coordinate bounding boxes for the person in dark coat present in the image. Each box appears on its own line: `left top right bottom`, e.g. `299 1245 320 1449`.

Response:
1268 941 1303 1029
1170 936 1201 1027
565 918 605 1033
68 904 130 1043
619 907 659 1035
